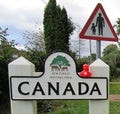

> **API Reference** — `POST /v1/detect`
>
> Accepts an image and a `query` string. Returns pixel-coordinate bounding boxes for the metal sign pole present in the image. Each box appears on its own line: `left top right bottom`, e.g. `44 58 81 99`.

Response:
96 40 101 59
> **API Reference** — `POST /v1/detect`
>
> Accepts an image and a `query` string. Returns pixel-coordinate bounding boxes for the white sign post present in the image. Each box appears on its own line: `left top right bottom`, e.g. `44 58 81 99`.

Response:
89 59 109 114
8 57 37 114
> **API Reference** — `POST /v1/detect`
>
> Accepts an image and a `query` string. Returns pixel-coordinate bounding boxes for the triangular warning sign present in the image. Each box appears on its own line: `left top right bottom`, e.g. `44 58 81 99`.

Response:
80 3 118 42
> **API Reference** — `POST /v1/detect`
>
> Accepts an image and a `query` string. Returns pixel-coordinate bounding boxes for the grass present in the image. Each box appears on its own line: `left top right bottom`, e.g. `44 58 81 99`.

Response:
109 82 120 114
110 83 120 94
38 100 88 114
39 100 120 114
50 100 88 114
110 102 120 114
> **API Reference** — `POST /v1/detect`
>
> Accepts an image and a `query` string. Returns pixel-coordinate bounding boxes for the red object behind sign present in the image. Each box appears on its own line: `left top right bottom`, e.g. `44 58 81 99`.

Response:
79 64 92 77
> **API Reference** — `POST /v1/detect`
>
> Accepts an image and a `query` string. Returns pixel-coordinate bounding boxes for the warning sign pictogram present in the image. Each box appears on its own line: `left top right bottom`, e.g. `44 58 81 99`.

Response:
80 3 118 42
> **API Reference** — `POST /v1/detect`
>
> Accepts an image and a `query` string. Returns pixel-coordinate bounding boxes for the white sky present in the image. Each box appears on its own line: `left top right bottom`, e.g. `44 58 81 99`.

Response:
0 0 119 56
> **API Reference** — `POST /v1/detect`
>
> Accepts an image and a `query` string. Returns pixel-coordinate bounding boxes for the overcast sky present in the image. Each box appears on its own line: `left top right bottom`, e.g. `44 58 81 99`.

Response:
0 0 119 56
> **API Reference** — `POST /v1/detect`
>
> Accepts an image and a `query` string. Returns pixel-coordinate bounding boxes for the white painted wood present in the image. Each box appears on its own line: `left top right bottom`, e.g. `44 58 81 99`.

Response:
89 58 109 114
8 56 37 114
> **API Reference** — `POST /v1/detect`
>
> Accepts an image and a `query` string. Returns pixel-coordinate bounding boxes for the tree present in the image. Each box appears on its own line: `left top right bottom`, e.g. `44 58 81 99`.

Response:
54 5 66 51
102 44 118 56
23 24 45 52
115 18 120 47
0 28 17 103
61 8 75 45
27 50 46 72
102 44 118 65
43 0 75 54
43 0 57 53
102 44 120 79
23 23 46 72
116 18 120 35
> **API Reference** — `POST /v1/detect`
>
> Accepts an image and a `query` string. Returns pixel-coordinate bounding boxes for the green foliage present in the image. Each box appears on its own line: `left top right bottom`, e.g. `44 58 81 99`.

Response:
90 53 96 61
110 76 120 82
43 0 57 53
38 100 88 114
0 38 17 62
43 0 75 54
0 28 17 104
116 18 120 35
109 65 117 80
50 55 70 68
102 44 120 79
102 44 118 56
76 57 90 72
117 68 120 77
26 49 46 72
37 100 54 113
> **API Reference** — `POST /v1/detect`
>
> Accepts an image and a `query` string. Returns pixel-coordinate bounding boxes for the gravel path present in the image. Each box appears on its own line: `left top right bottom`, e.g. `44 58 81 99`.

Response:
109 95 120 102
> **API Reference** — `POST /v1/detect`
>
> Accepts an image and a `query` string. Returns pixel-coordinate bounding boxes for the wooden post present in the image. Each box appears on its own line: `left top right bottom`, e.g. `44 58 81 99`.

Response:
8 57 37 114
89 59 109 114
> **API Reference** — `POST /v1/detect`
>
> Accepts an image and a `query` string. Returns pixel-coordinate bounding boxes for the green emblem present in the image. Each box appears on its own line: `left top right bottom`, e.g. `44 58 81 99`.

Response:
50 55 70 71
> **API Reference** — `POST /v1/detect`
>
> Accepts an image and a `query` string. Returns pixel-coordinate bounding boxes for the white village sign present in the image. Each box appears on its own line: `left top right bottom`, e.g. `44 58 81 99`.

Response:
10 52 108 100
